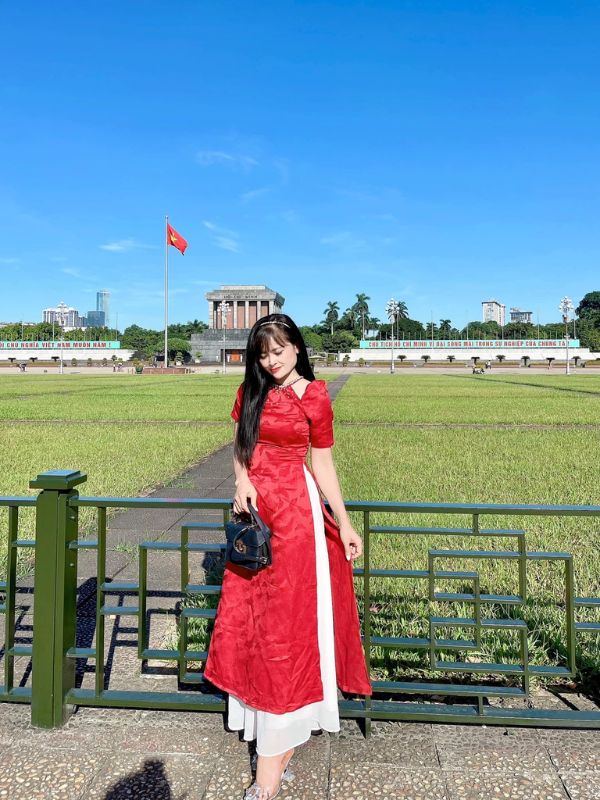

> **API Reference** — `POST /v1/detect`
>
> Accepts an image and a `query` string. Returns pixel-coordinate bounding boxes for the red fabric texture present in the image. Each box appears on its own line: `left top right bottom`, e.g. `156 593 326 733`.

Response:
203 379 372 713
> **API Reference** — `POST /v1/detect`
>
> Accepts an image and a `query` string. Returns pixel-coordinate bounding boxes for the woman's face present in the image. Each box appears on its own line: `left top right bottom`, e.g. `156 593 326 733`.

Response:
258 336 299 381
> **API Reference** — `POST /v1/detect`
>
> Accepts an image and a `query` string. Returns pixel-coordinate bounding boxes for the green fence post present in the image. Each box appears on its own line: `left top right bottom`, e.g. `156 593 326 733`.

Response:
29 469 87 728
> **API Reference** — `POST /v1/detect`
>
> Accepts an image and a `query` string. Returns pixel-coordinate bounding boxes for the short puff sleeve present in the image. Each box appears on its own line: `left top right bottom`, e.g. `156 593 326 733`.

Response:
304 380 334 448
231 383 244 422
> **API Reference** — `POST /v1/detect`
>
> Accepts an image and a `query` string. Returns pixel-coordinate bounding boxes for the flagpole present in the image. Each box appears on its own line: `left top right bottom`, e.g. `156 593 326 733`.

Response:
164 215 169 368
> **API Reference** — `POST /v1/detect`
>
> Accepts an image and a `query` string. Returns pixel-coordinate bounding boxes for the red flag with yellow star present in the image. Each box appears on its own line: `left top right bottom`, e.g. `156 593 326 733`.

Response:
166 223 188 254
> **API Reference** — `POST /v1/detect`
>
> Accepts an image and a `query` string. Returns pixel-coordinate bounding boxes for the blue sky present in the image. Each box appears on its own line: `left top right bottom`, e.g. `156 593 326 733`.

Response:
1 1 599 332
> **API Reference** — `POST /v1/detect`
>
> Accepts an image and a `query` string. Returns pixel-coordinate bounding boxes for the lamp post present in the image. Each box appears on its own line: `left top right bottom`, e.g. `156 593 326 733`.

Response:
559 296 574 376
385 298 399 374
219 300 230 373
59 334 64 375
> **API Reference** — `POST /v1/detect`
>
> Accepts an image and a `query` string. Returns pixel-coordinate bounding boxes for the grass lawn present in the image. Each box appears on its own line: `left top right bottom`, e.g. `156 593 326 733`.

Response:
2 370 599 690
332 374 600 690
0 374 243 571
0 372 336 571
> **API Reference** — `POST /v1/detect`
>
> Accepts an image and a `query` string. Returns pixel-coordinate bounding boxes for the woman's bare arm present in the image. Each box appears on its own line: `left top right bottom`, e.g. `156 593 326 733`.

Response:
310 447 350 524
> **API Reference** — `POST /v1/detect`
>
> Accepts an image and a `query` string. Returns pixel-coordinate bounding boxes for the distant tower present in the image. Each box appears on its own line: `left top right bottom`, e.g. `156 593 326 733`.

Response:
97 290 110 327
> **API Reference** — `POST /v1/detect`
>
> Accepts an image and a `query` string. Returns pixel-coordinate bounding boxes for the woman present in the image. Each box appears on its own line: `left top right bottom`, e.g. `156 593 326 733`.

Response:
204 313 372 799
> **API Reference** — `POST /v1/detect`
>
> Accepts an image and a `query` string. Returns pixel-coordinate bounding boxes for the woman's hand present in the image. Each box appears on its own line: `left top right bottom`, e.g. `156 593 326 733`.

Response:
233 478 258 514
339 520 363 561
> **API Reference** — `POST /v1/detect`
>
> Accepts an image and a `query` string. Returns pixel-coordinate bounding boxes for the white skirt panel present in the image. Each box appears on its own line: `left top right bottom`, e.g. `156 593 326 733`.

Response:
226 464 340 756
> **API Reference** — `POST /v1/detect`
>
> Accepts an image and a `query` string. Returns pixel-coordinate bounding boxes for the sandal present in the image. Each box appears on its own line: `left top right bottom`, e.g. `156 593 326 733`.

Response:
243 783 281 800
250 752 295 782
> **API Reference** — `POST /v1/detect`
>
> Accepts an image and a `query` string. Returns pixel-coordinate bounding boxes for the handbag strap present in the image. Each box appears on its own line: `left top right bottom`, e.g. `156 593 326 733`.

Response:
248 501 270 537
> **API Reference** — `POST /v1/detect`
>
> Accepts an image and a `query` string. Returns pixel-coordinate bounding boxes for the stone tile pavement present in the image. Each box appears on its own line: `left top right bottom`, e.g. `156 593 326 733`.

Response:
1 700 600 799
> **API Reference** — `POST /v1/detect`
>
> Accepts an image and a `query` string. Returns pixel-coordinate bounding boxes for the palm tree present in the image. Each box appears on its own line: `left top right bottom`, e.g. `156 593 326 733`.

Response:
368 316 381 338
352 293 371 339
344 306 358 330
323 301 340 335
439 319 452 339
396 301 409 320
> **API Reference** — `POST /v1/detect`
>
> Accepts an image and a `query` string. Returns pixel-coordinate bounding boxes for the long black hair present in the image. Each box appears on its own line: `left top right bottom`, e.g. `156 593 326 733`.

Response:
234 313 315 468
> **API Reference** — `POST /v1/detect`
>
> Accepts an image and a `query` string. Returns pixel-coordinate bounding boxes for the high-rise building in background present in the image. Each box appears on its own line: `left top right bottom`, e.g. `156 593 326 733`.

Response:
42 301 86 330
481 299 506 327
96 290 110 327
86 310 106 327
510 308 533 324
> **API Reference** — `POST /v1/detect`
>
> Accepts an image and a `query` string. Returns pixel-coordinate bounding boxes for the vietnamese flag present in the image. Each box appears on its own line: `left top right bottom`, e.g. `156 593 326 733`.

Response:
167 223 188 254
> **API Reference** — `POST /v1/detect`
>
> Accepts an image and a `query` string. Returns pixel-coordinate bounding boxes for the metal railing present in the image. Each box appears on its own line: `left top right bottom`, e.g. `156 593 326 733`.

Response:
1 469 599 731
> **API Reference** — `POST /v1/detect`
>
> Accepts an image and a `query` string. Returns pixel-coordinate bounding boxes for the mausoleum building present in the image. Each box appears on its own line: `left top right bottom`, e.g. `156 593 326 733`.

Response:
191 285 285 364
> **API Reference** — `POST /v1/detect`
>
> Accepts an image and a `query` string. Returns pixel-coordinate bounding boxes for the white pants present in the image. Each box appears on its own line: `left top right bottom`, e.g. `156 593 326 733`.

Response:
227 464 340 756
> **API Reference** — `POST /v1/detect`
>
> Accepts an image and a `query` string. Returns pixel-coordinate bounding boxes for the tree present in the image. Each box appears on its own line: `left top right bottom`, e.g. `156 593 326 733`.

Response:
427 322 439 340
340 306 358 332
396 301 409 320
321 330 359 353
168 320 207 338
367 317 381 337
438 319 452 339
460 321 501 339
322 301 340 335
167 338 191 361
395 317 426 339
303 331 323 352
122 325 163 360
577 319 600 352
502 322 535 339
352 293 371 339
576 291 600 320
1 324 20 340
30 322 55 341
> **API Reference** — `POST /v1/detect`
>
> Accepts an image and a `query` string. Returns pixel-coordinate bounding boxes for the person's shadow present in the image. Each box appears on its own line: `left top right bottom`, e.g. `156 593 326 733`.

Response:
103 758 186 800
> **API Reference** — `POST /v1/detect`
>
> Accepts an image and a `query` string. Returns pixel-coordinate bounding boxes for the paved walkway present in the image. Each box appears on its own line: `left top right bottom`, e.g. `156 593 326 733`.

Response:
2 374 600 798
2 698 600 798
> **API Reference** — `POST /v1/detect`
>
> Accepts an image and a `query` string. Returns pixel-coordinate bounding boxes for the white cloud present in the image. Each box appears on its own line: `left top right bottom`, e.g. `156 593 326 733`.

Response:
61 267 81 278
195 150 258 170
320 231 367 251
99 238 155 253
202 220 241 253
215 237 240 253
240 186 271 203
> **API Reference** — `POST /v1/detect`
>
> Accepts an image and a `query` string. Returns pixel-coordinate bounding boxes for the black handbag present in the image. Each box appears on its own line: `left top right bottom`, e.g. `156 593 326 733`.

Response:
225 502 272 573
